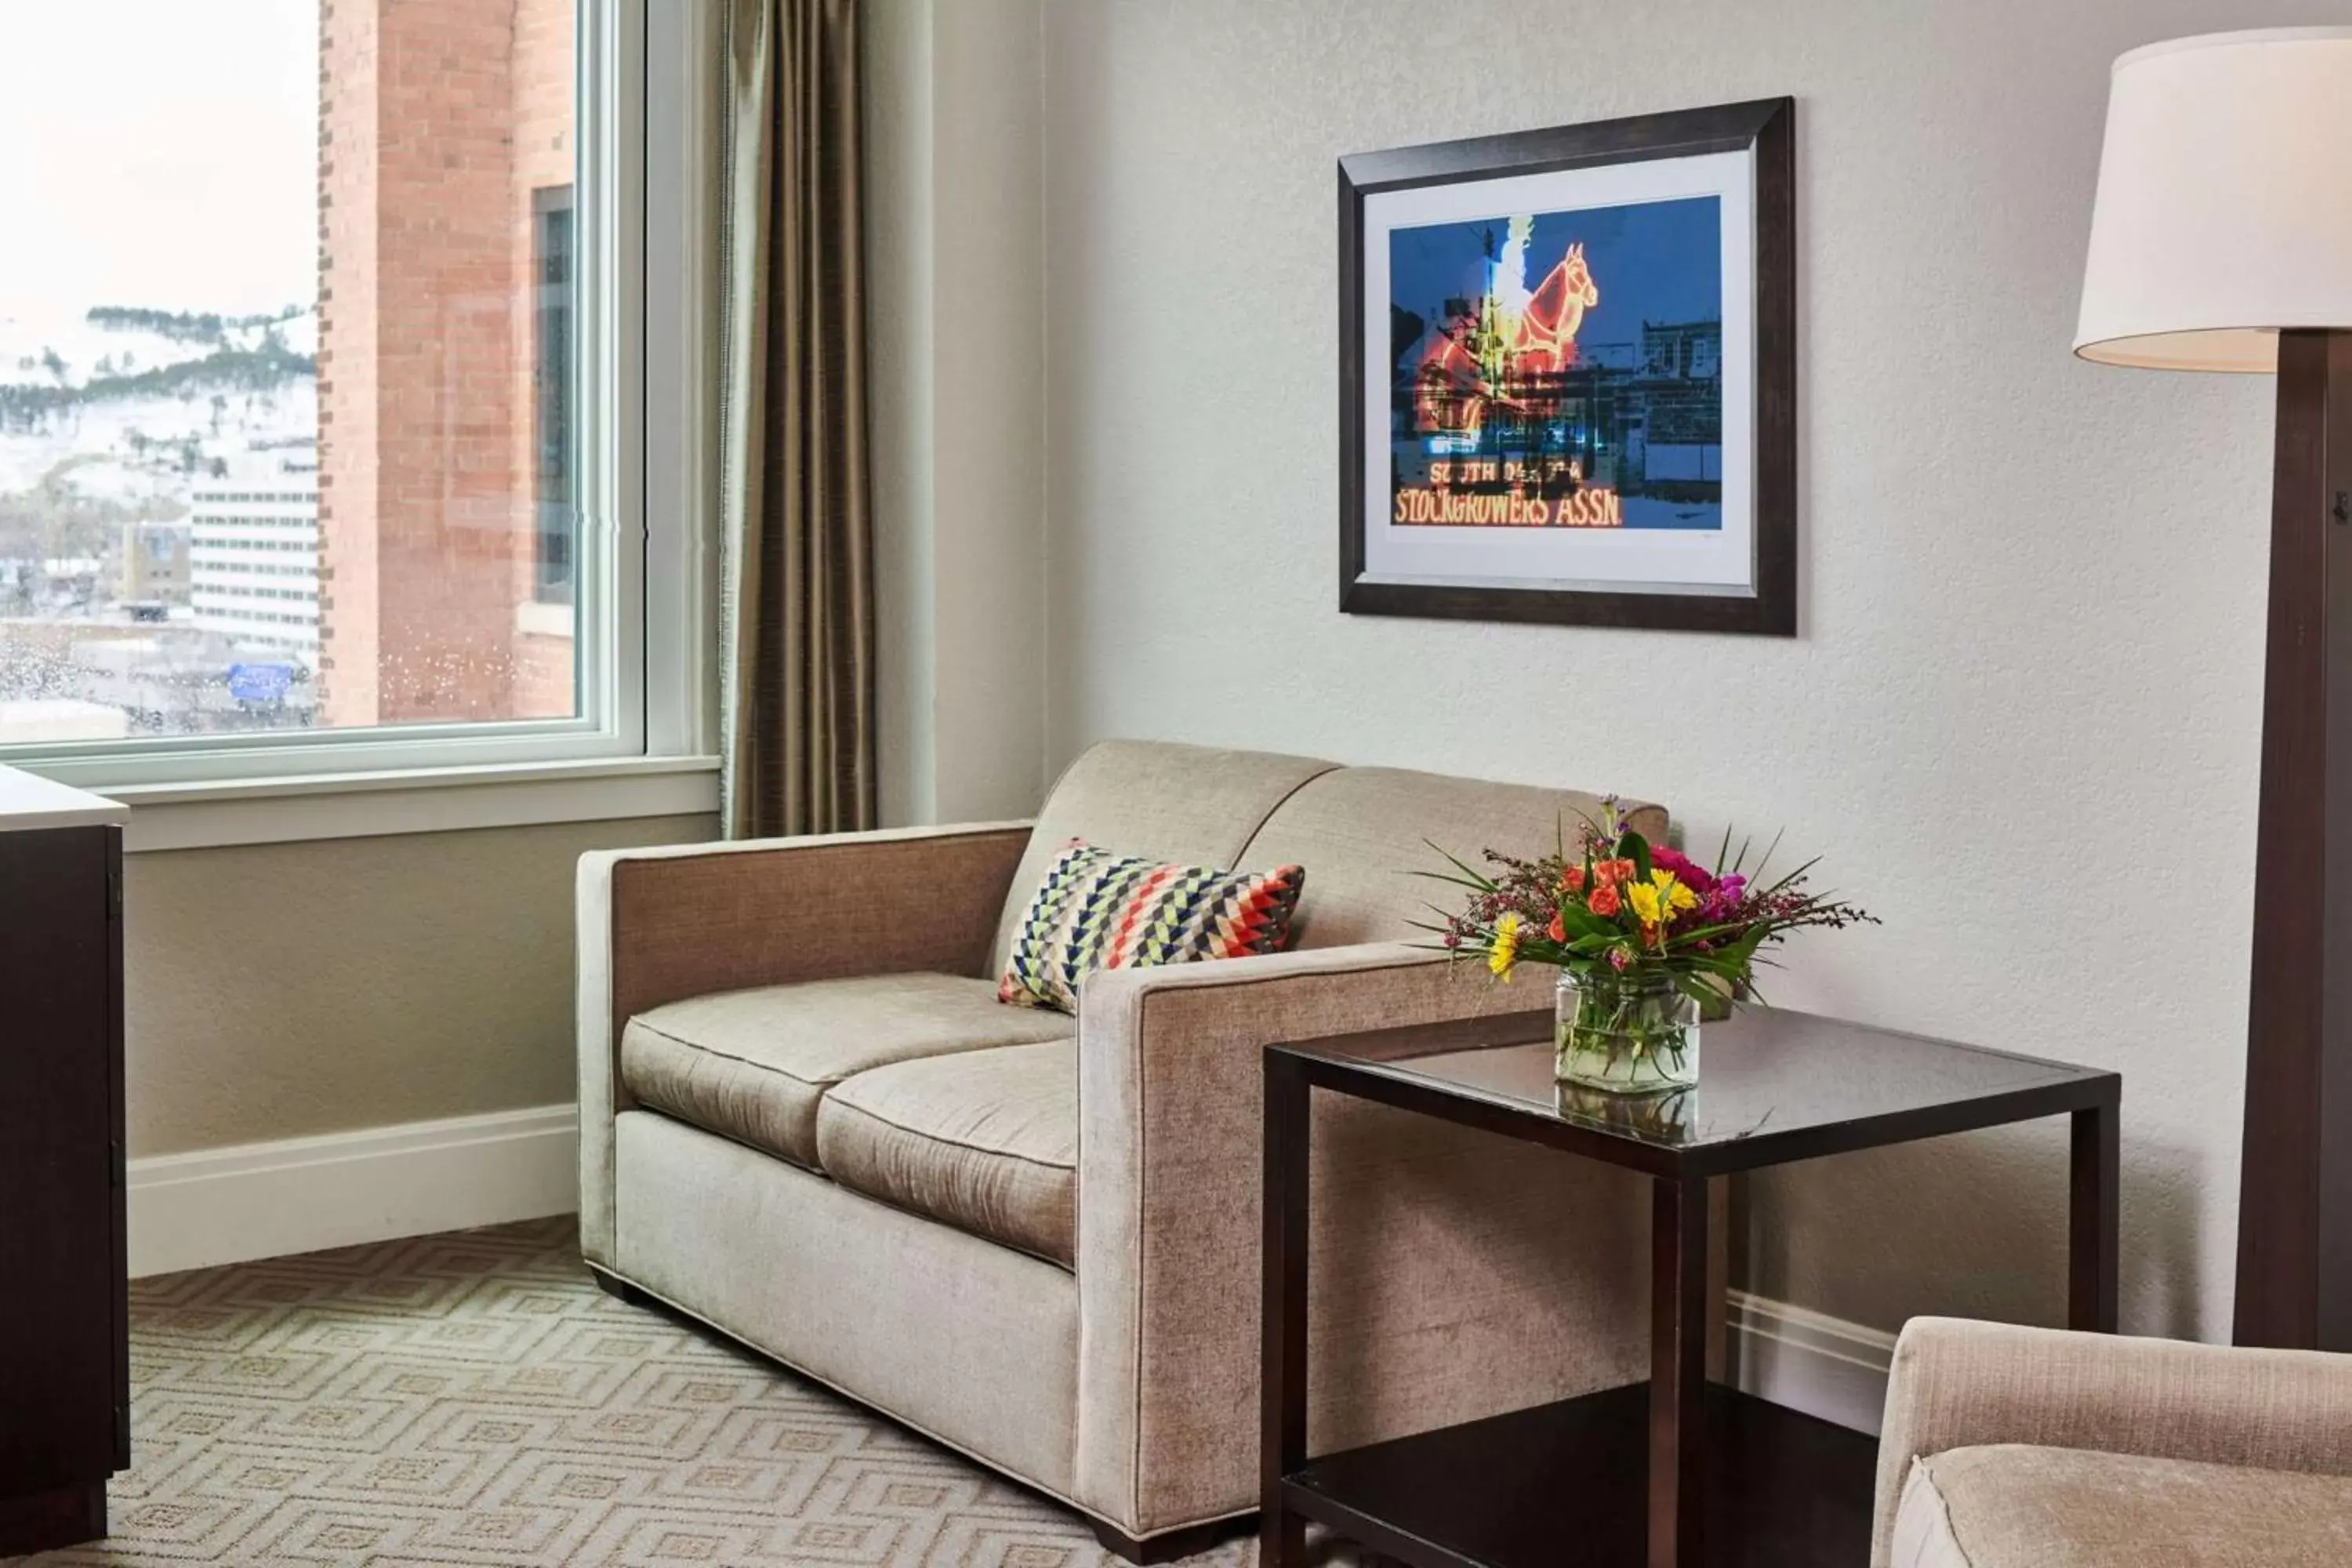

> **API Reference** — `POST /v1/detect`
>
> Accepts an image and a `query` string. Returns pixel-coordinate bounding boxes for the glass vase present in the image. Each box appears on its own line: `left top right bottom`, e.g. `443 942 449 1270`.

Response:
1555 967 1700 1094
1555 1080 1693 1138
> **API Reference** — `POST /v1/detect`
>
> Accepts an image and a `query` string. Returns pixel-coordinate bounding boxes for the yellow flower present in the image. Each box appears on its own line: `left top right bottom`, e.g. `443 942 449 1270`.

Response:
1626 881 1661 925
1654 868 1700 914
1488 912 1521 981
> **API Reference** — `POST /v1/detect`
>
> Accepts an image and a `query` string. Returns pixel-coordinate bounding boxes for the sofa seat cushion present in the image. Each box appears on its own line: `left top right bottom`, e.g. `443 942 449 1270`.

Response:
816 1041 1077 1268
621 974 1074 1168
1893 1444 2352 1567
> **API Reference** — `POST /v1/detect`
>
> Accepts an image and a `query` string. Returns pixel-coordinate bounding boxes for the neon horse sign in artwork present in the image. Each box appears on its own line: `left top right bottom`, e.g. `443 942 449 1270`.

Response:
1414 227 1601 441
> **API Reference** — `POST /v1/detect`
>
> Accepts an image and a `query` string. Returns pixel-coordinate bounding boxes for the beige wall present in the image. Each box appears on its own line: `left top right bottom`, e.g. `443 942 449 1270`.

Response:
124 814 713 1156
866 0 1052 828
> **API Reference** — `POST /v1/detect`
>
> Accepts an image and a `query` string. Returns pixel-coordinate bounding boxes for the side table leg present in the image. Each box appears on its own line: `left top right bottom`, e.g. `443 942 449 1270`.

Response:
1650 1174 1708 1568
2070 1100 2120 1332
1261 1052 1311 1568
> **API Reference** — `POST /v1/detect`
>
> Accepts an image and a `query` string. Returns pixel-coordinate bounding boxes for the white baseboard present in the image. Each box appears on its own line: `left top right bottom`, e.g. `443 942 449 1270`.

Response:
129 1103 579 1278
1727 1288 1897 1435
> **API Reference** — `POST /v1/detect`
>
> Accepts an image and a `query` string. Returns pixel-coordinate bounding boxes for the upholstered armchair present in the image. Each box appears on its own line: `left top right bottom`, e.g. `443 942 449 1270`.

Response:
1875 1316 2352 1567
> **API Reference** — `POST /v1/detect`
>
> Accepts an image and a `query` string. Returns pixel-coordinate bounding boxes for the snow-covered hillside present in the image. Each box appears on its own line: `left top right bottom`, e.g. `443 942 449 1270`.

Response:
0 303 318 508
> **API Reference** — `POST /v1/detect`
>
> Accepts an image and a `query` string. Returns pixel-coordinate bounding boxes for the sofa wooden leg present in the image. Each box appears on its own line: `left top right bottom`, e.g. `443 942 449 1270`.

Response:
0 1481 107 1556
1088 1513 1255 1564
587 1266 655 1310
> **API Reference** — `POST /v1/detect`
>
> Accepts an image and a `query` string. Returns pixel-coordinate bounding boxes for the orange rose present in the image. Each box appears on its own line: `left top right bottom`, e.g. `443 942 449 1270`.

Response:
1588 882 1621 917
1548 912 1567 943
1561 865 1587 893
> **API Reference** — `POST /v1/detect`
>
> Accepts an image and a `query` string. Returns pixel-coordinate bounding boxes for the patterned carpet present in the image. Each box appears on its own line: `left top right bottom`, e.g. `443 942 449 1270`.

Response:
10 1219 1258 1567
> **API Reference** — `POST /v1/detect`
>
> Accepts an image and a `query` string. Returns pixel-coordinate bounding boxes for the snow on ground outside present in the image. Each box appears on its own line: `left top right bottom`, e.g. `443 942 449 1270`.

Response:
0 303 318 503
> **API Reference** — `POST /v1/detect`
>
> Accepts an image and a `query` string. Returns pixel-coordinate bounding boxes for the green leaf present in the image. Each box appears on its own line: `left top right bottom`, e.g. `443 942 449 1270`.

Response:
1755 853 1820 898
1555 903 1617 941
1660 919 1746 946
1408 868 1503 895
1721 934 1769 975
1669 971 1722 1009
1616 828 1653 882
1421 840 1501 891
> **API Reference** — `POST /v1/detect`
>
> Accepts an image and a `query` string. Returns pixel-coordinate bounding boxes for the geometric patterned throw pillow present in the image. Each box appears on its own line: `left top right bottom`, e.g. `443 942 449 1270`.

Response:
996 840 1307 1014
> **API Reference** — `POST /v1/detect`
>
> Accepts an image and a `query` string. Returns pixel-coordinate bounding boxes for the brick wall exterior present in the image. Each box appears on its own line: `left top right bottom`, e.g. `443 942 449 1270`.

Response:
318 0 575 728
318 0 383 725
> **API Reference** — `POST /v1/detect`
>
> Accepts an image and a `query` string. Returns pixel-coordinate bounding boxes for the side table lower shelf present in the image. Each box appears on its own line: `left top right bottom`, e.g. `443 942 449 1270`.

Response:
1279 1385 1875 1568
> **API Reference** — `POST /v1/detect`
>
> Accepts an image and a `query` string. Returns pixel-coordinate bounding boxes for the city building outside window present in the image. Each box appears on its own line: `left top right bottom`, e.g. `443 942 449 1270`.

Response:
0 2 702 793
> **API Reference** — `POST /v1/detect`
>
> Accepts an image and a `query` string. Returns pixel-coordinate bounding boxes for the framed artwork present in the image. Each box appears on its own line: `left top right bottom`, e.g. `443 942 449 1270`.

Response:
1338 98 1795 634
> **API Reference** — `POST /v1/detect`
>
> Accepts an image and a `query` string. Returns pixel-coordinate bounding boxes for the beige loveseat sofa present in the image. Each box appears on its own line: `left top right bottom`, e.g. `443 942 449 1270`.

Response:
1875 1318 2352 1566
577 740 1657 1556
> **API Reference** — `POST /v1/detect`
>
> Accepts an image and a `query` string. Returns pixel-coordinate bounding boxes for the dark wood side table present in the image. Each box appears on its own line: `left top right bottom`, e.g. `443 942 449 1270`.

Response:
0 768 129 1556
1261 1006 2121 1568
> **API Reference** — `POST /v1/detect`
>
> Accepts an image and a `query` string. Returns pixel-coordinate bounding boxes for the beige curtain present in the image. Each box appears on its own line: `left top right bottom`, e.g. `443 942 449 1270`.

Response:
717 0 877 840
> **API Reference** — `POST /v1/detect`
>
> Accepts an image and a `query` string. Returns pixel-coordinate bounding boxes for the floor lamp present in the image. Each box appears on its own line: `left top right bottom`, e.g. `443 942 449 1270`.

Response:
2074 27 2352 1351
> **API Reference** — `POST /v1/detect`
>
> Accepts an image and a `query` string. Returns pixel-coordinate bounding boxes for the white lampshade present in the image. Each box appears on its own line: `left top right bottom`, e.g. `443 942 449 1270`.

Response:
2075 27 2352 372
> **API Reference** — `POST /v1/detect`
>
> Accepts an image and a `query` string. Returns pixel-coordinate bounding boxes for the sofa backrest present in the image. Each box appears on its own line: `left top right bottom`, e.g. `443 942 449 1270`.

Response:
990 739 1666 973
986 740 1337 978
1239 766 1663 949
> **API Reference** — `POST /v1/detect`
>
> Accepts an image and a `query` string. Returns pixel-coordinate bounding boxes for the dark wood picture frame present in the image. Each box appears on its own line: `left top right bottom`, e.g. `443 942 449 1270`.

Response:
1338 97 1796 635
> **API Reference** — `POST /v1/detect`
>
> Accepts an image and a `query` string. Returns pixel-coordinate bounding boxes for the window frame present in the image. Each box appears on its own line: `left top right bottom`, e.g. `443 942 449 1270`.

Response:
2 0 716 800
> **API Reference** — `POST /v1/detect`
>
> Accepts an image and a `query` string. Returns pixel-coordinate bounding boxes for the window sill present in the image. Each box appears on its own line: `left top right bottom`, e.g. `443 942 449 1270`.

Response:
107 753 720 853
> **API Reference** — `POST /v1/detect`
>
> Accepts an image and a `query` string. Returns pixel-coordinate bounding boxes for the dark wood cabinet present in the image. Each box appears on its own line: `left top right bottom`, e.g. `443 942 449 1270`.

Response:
0 771 128 1557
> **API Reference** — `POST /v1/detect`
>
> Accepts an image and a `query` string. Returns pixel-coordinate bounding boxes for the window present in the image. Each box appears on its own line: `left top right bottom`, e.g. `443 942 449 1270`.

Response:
532 186 578 609
0 2 700 790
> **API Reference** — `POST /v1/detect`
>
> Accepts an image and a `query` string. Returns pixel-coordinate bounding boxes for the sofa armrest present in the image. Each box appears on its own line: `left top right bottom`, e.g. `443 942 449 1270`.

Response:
1072 946 1649 1536
1871 1316 2352 1566
576 820 1033 1261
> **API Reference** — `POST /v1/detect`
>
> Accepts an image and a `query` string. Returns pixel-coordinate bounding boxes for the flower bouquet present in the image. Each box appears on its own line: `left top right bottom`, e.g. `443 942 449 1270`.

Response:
1423 803 1874 1095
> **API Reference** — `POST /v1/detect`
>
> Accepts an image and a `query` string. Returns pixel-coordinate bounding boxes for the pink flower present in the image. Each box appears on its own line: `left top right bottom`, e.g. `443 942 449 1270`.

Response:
1700 873 1748 921
1607 945 1632 972
1648 845 1715 894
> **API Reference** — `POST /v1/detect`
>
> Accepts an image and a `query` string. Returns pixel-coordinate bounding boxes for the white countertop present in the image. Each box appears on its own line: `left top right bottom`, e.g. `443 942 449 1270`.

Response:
0 764 129 833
